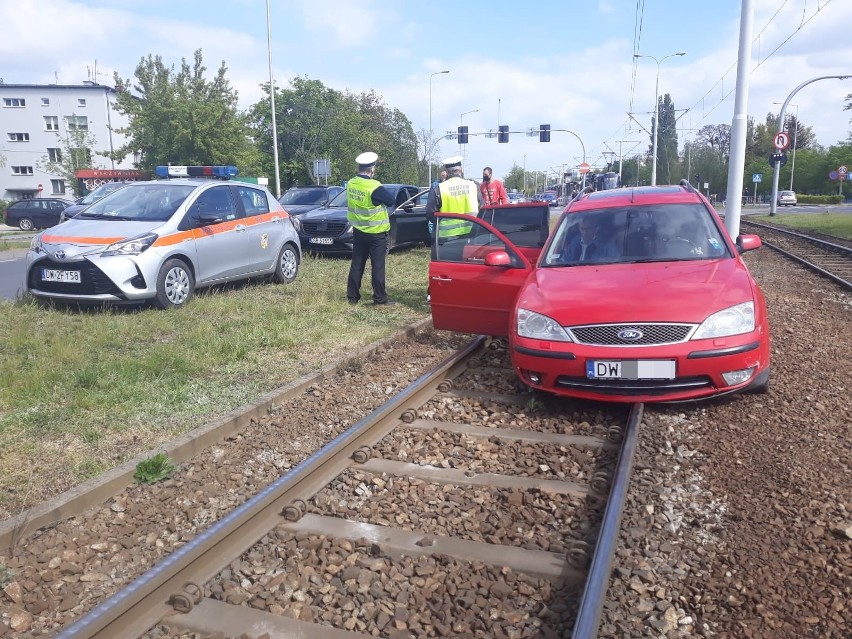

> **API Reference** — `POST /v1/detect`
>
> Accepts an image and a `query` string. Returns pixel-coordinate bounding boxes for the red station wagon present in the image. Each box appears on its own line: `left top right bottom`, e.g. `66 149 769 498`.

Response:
429 183 770 403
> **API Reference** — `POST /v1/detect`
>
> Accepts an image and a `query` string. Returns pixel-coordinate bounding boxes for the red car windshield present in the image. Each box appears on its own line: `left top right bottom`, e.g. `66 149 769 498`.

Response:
542 203 730 266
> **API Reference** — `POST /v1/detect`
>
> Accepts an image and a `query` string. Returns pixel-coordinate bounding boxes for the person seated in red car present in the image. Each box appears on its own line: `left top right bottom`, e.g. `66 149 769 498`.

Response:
564 214 619 262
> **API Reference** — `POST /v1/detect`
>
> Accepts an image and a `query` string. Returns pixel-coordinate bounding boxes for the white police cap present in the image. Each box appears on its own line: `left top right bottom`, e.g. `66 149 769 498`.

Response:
442 155 464 168
356 151 378 167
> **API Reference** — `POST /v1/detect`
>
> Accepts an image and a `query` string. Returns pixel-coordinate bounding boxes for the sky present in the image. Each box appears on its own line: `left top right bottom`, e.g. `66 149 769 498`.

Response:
1 0 850 184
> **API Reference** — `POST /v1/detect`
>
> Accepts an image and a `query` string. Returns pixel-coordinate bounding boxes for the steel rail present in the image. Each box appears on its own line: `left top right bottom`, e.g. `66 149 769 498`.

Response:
54 336 486 639
742 220 852 291
571 402 644 639
762 242 852 291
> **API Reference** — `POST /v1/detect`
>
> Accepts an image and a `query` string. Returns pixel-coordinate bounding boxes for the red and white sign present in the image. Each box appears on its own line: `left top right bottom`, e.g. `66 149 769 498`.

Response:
578 162 590 174
773 131 790 151
37 183 43 192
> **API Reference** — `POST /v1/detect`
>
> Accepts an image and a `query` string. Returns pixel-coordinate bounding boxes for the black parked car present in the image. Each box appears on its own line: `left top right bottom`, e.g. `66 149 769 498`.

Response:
5 198 73 230
278 185 345 217
294 185 428 254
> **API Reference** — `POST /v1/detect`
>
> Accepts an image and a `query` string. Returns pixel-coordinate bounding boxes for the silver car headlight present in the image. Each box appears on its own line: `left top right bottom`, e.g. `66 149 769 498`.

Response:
517 308 573 342
30 234 45 253
101 232 158 257
693 301 755 339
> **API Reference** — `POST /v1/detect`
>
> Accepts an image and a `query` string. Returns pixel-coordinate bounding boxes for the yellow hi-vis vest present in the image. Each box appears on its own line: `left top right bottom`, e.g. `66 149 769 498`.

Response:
347 176 390 234
437 177 479 238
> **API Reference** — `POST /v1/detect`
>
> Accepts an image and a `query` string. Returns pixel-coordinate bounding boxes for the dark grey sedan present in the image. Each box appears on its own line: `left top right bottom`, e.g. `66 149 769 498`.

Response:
294 185 429 254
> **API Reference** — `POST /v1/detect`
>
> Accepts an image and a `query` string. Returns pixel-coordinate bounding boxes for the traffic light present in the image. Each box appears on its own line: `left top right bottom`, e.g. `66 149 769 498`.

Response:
498 125 509 143
457 125 469 144
694 174 700 184
539 124 551 143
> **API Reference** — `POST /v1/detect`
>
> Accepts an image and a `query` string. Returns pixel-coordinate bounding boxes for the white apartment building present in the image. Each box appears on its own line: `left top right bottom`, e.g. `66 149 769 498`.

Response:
0 81 135 202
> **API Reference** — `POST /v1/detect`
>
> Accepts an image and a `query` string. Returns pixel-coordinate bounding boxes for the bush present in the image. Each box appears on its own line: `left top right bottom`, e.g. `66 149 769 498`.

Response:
798 194 844 205
0 200 8 225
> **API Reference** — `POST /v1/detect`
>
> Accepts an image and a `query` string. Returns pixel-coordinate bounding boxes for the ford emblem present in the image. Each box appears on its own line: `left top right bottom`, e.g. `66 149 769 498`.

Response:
618 328 643 341
54 250 66 260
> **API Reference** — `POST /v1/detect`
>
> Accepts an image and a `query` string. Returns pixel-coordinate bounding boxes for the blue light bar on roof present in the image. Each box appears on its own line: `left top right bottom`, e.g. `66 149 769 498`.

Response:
154 165 239 179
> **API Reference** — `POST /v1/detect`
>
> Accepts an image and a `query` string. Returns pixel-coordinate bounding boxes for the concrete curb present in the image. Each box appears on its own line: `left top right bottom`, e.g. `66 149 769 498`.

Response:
0 316 434 551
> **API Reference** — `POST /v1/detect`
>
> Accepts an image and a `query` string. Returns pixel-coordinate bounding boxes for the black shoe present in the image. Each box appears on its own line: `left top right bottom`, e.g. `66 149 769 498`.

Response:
373 299 397 306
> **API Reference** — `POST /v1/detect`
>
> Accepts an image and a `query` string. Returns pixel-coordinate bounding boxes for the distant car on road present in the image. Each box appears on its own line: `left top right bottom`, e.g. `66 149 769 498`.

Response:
533 191 558 207
5 198 73 230
60 181 131 223
507 192 526 204
278 185 344 217
777 190 797 206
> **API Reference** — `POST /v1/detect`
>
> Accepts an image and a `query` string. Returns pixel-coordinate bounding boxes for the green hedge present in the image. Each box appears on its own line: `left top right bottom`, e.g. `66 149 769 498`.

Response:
0 200 7 225
797 194 844 205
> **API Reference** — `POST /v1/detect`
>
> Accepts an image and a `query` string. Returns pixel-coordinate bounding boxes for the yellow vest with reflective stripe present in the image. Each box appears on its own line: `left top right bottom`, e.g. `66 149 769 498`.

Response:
347 176 390 234
438 177 478 238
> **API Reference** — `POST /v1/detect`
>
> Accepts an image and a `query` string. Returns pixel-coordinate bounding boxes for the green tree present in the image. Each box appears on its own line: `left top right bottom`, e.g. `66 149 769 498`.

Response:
111 49 260 174
502 164 526 192
37 119 98 197
248 77 418 187
651 93 679 184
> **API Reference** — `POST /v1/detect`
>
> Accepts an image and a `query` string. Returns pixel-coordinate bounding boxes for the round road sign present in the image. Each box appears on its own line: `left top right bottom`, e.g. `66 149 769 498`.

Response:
839 165 849 175
37 183 43 192
773 131 790 151
578 162 590 174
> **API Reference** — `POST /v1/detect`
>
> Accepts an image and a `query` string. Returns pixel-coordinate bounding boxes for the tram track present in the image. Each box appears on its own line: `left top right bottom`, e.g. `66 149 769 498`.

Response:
27 334 640 639
741 219 852 290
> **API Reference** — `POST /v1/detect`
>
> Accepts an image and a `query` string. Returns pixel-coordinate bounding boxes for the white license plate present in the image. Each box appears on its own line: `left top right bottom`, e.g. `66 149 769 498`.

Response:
42 269 81 283
587 360 676 380
310 237 333 245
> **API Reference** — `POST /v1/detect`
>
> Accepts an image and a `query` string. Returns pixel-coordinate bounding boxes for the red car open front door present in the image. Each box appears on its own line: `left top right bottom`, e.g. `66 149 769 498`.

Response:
429 213 533 337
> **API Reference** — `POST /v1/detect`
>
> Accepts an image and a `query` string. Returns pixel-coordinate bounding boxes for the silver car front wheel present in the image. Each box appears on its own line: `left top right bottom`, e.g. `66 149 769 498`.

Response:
273 243 299 284
154 258 195 308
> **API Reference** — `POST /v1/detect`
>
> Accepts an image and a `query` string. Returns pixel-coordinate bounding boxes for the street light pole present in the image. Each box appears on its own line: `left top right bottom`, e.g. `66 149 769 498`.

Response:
634 51 686 186
459 108 478 156
265 0 281 197
775 102 798 191
428 70 450 186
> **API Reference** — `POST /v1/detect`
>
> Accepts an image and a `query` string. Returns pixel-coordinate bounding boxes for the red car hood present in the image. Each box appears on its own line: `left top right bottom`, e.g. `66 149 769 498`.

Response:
518 259 757 325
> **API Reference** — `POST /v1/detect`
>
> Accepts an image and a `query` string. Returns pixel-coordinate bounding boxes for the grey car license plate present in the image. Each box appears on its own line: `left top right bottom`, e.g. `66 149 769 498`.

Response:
310 237 333 245
42 269 81 283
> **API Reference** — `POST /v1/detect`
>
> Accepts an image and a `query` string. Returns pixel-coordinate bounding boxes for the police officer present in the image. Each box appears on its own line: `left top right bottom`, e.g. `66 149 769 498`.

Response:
425 156 483 240
346 151 398 305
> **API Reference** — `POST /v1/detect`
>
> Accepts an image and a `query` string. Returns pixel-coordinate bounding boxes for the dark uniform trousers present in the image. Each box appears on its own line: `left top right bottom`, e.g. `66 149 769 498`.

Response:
347 228 389 303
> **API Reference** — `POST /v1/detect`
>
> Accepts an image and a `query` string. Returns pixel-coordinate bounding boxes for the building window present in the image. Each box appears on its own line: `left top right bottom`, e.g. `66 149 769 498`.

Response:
77 98 87 107
47 148 62 163
41 97 50 106
3 98 26 107
66 115 88 131
51 179 66 195
44 116 59 131
7 133 30 142
11 166 34 176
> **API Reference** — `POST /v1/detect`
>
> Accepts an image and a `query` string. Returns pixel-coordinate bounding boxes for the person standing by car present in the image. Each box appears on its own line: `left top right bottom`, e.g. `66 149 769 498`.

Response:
425 156 483 240
479 166 508 206
346 152 398 305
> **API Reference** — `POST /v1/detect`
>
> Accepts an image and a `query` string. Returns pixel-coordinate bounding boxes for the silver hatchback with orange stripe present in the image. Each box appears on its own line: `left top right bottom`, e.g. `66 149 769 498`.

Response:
25 166 302 308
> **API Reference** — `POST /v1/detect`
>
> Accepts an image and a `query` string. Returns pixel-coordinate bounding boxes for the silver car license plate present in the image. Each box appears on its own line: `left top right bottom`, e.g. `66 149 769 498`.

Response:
310 237 333 245
42 269 82 283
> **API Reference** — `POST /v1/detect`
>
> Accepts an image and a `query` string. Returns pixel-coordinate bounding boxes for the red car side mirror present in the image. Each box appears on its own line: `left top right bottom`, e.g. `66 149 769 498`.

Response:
484 250 512 266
